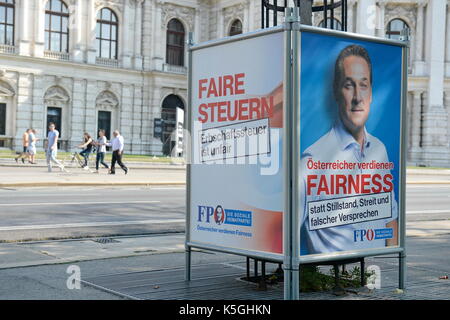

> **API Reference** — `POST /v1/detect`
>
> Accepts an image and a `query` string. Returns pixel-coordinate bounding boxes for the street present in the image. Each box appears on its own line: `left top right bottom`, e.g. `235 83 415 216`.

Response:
0 186 186 241
0 183 449 241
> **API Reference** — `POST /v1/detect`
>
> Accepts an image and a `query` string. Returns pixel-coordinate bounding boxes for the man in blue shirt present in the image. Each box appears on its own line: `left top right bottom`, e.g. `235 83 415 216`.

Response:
300 45 398 255
46 122 65 172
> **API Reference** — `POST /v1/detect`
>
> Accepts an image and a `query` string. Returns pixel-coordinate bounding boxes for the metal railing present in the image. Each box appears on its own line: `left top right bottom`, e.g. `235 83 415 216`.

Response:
96 57 120 68
0 44 16 54
162 63 188 74
261 0 347 31
44 50 70 61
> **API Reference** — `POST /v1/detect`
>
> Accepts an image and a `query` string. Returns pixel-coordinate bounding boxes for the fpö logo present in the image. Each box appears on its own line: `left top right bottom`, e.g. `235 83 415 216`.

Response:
354 228 393 242
198 205 252 227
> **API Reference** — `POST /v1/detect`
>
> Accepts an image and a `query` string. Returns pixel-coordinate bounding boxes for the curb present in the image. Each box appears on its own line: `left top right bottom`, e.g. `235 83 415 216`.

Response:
0 164 186 170
0 181 186 188
406 181 450 184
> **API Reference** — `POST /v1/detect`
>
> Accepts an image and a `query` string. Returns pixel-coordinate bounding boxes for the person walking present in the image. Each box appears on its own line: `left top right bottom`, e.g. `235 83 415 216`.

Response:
106 130 128 175
15 129 31 164
27 129 38 164
94 129 109 173
78 132 94 169
46 122 65 172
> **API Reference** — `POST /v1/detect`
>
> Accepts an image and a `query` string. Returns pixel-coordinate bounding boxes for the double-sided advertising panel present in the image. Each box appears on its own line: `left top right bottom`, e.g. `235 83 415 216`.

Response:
187 24 406 268
189 29 285 258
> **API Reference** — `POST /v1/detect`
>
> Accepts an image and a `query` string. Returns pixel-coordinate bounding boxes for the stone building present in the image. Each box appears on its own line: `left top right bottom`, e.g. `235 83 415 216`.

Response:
0 0 449 166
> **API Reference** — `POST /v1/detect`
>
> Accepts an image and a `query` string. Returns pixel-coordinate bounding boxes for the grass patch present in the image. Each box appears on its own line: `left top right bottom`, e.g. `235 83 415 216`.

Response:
0 150 182 163
407 166 450 170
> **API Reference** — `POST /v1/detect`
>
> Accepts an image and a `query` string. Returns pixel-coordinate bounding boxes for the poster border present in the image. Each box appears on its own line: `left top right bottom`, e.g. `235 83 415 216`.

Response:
296 26 407 264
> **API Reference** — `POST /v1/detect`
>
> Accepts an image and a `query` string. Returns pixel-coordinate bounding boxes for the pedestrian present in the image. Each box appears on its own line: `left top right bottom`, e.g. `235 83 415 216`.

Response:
94 129 109 173
106 130 128 175
15 129 31 164
78 132 94 169
27 129 39 164
46 122 65 172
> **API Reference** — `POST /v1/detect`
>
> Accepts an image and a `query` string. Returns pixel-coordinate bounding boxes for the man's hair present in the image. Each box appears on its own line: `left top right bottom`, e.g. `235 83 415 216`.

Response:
48 122 55 127
333 45 372 99
99 129 105 134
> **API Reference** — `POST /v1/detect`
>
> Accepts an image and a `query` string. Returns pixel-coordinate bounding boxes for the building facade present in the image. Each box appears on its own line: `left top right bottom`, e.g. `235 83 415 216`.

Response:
0 0 449 166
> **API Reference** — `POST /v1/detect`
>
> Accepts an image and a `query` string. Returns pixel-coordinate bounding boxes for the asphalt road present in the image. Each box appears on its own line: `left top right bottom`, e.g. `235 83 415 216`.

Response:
0 186 186 241
0 184 449 241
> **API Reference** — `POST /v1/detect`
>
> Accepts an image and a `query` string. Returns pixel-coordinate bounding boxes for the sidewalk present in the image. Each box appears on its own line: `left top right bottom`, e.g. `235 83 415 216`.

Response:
0 232 448 300
0 166 186 187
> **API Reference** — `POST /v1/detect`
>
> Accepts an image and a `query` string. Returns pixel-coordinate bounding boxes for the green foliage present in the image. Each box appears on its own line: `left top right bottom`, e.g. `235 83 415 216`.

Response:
299 265 375 293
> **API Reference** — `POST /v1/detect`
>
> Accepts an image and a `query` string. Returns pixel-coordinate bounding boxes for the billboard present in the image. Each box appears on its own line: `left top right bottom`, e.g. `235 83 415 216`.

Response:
298 31 403 256
188 29 285 257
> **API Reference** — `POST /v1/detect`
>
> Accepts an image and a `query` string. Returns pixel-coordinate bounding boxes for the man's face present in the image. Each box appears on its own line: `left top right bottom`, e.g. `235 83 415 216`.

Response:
336 55 372 133
217 208 223 219
49 125 55 131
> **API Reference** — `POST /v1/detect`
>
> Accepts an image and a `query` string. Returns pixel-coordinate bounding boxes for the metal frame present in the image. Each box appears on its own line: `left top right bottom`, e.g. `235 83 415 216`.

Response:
261 0 348 31
185 11 408 299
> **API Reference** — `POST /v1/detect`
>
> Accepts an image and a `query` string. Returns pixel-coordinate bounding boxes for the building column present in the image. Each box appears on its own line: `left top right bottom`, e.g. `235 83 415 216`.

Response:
86 0 97 64
19 0 31 56
421 0 449 166
134 0 144 70
141 0 152 71
416 2 425 61
445 3 450 77
376 1 386 37
411 90 423 150
34 0 45 57
72 0 84 63
356 0 376 36
121 0 132 69
446 3 450 62
347 0 355 33
152 1 164 70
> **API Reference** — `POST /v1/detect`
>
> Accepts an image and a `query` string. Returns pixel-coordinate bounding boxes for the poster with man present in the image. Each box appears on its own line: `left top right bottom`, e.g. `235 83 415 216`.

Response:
299 32 403 255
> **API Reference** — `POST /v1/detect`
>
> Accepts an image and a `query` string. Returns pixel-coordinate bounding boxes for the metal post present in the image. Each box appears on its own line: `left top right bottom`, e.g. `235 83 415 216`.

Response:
360 258 365 286
185 247 192 281
185 32 194 282
283 7 294 300
398 27 410 290
246 257 250 279
283 6 301 300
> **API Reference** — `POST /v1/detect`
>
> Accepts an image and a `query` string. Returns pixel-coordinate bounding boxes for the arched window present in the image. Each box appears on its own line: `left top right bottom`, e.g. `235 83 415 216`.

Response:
96 8 118 59
386 19 409 40
166 19 185 66
318 18 342 30
45 0 69 52
229 19 242 36
0 0 14 46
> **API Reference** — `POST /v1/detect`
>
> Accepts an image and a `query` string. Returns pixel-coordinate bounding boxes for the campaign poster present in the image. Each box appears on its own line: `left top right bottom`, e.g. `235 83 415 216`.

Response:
189 31 284 256
299 31 403 256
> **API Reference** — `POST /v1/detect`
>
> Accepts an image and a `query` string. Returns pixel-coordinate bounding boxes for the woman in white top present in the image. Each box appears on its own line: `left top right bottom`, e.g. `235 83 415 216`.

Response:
94 129 109 173
27 129 38 164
